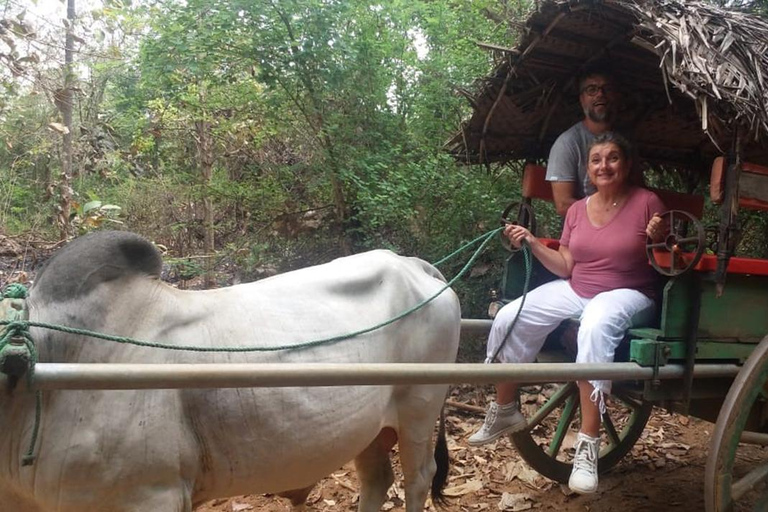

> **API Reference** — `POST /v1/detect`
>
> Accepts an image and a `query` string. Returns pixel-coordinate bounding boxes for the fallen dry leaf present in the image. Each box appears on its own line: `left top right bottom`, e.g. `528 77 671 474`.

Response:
502 460 545 488
474 455 489 465
331 473 357 492
444 479 485 496
497 492 534 511
661 442 690 450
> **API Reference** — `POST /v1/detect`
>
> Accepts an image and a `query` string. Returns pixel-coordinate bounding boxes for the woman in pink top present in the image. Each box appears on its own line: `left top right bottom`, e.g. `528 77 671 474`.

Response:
468 133 667 495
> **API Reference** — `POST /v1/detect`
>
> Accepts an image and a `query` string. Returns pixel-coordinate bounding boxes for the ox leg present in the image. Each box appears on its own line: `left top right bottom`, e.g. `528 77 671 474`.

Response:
355 428 396 512
397 411 439 512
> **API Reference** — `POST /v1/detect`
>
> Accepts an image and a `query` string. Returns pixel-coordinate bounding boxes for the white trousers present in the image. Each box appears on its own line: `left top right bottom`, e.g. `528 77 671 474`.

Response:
486 279 655 408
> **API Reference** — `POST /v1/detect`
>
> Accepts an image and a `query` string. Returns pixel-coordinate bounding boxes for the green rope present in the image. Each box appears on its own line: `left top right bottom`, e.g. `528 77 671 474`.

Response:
0 228 503 355
21 393 42 466
490 241 533 363
432 229 505 266
1 283 28 299
0 321 41 465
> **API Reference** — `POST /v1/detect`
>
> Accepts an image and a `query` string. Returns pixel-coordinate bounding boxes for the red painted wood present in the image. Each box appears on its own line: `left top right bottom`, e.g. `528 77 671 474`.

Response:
653 251 768 276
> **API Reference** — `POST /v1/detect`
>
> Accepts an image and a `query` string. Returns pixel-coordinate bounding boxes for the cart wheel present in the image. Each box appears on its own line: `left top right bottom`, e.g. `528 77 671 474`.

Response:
646 209 706 276
705 334 768 512
499 202 537 253
511 383 652 483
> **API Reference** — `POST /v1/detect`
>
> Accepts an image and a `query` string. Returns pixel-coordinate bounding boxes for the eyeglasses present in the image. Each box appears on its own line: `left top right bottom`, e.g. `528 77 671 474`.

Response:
581 84 616 96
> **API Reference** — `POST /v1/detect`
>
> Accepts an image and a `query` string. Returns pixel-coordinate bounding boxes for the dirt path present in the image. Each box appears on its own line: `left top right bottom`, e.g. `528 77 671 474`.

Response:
196 391 754 512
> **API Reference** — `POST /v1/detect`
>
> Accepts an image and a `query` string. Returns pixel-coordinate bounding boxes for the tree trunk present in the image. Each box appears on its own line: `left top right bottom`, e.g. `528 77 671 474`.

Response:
325 146 351 255
197 85 215 288
270 3 352 254
57 0 76 239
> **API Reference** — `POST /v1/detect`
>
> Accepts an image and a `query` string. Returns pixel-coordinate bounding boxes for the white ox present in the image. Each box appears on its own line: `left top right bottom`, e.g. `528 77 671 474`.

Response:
0 231 461 512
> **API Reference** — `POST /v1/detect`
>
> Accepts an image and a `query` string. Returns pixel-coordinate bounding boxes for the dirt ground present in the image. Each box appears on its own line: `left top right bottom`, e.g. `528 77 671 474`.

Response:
195 383 766 512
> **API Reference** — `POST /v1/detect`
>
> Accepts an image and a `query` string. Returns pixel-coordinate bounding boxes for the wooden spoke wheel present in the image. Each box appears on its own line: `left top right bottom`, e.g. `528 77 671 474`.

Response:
511 383 652 483
705 335 768 512
646 209 706 276
499 202 537 253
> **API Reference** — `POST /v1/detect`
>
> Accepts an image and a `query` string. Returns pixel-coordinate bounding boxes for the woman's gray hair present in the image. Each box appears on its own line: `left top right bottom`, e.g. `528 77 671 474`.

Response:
588 132 633 161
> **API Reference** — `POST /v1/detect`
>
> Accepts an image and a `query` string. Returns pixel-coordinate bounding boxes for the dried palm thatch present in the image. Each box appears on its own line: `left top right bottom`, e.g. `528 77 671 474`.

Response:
446 0 768 173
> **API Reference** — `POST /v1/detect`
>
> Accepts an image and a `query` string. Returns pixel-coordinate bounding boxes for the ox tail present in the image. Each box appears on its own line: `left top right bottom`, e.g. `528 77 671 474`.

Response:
430 407 450 507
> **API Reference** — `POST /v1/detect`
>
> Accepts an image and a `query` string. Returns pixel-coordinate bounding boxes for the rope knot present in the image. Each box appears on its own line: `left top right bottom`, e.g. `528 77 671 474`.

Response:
2 284 28 299
0 321 34 378
1 320 29 339
0 319 39 466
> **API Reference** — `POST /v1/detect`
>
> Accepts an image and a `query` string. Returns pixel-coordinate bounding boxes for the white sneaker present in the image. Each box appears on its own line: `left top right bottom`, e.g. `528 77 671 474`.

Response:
467 401 527 446
568 432 600 494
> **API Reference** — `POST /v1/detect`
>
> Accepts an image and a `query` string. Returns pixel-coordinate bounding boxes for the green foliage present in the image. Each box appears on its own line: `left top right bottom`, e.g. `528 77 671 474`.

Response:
70 197 123 235
166 257 205 281
0 0 525 318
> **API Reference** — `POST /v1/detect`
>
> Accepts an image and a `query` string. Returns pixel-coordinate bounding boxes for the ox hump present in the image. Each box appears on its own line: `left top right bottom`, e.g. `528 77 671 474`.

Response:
32 230 162 302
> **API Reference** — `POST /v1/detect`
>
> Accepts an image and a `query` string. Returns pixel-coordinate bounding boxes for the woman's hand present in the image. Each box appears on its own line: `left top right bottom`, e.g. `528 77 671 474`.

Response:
504 223 536 249
646 213 667 243
503 222 572 277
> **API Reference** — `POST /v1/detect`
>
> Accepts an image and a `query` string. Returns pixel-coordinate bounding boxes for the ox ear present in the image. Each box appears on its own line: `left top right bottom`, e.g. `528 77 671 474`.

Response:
31 231 163 303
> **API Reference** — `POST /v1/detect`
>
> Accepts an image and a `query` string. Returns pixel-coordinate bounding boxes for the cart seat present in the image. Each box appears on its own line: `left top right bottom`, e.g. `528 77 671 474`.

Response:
532 240 768 277
522 163 705 218
533 240 768 277
710 157 768 211
653 252 768 276
522 163 554 201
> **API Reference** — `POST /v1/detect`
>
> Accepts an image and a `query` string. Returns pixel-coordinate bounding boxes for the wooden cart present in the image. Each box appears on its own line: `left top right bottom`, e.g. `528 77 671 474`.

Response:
448 1 768 510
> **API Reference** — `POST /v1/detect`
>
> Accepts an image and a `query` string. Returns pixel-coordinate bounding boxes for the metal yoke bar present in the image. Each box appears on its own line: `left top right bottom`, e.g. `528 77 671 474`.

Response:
460 318 493 336
26 362 741 390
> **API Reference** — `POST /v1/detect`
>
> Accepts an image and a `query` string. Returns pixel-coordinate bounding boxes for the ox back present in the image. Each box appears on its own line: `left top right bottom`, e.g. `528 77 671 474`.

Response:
1 231 461 512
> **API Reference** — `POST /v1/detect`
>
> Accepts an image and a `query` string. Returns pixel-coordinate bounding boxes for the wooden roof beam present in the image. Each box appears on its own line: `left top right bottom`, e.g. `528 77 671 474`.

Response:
478 10 570 164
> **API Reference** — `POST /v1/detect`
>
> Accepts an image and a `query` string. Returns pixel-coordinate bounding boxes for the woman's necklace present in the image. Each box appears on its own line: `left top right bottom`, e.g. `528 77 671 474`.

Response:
592 195 624 212
587 191 628 212
608 192 628 209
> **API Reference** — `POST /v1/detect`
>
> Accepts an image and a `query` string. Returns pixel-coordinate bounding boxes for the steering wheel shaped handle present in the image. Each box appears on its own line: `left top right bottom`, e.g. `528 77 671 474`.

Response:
499 202 537 253
646 209 706 277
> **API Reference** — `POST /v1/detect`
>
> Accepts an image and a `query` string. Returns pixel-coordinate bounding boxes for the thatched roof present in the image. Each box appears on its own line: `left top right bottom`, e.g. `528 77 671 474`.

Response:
447 0 768 173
